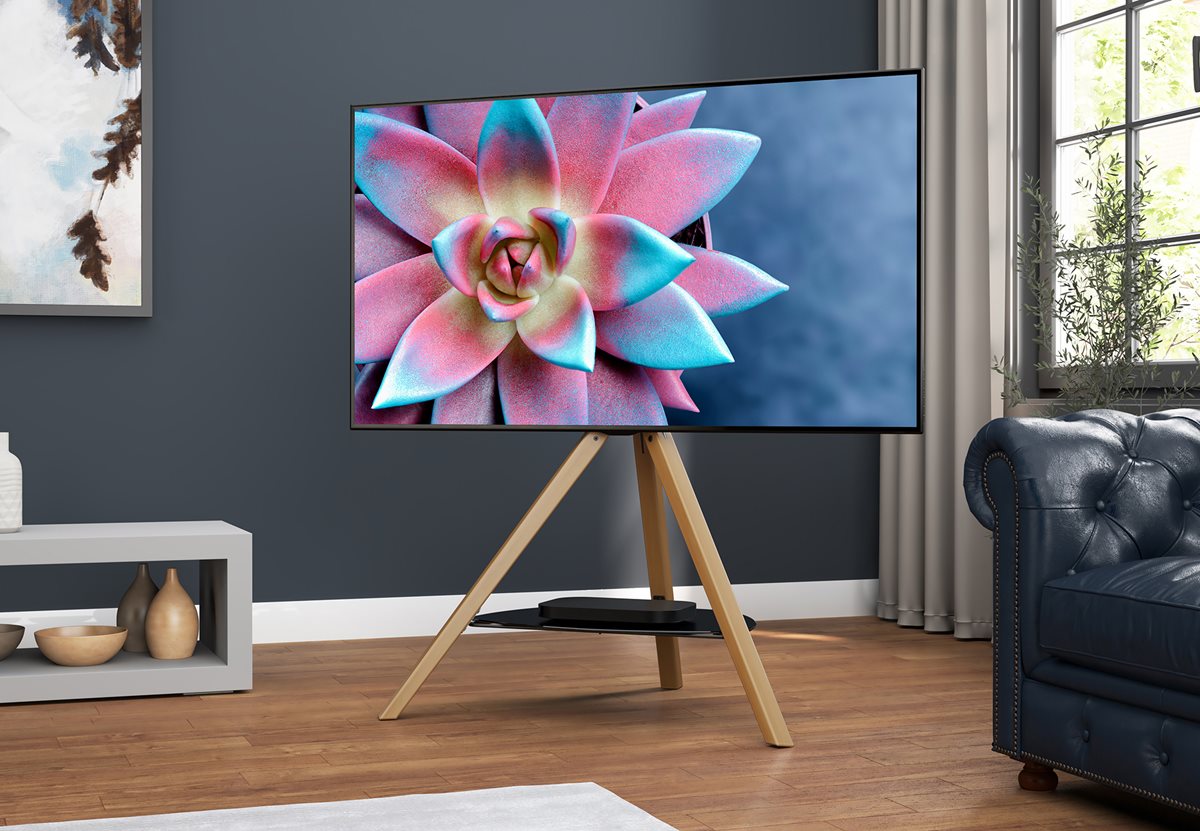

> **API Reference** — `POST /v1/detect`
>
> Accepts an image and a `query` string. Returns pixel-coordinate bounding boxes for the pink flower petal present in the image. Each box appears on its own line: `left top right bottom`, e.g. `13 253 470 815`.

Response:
497 340 587 425
587 353 666 427
675 245 788 317
625 91 706 147
507 239 534 264
354 363 431 425
431 214 491 296
547 92 636 216
373 290 516 407
362 105 424 129
400 100 555 165
423 101 491 161
569 214 694 311
595 282 732 369
516 275 595 372
354 254 450 363
485 250 517 295
477 99 561 219
355 113 485 244
481 216 533 263
516 243 554 298
528 208 576 273
599 129 761 237
432 363 498 424
477 280 540 322
645 368 698 412
354 195 428 282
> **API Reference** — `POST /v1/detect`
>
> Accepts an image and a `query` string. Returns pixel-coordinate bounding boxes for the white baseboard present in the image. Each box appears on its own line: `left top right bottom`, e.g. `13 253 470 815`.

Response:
4 579 878 648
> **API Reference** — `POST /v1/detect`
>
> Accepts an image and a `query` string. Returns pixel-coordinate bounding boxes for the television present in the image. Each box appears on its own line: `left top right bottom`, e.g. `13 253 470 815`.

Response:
352 70 921 431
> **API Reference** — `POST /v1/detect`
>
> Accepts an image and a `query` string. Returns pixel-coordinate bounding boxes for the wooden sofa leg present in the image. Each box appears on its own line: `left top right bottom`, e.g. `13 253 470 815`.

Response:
1018 761 1059 792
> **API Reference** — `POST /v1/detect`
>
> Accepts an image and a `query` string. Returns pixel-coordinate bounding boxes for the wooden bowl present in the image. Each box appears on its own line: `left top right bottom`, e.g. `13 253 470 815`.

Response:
0 624 24 661
35 626 127 667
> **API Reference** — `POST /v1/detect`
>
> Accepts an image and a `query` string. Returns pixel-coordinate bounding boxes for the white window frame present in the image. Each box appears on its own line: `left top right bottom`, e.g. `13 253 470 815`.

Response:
1040 0 1200 374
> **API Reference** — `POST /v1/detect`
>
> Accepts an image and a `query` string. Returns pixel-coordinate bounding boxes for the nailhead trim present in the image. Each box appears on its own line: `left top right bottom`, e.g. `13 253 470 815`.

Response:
1020 751 1198 814
982 450 1020 753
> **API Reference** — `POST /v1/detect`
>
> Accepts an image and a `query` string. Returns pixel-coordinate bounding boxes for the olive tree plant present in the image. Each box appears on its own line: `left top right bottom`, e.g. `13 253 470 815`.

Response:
995 136 1198 413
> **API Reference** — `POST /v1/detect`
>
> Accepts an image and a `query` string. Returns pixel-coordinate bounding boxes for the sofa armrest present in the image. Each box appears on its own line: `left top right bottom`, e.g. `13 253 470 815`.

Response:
962 408 1200 755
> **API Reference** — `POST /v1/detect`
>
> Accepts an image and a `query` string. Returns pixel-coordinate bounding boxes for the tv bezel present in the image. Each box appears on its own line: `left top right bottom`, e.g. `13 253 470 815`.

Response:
351 68 924 435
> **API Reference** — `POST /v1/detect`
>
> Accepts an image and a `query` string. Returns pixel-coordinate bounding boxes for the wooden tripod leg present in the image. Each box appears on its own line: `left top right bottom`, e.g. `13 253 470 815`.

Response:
644 432 793 748
634 435 683 690
379 432 609 720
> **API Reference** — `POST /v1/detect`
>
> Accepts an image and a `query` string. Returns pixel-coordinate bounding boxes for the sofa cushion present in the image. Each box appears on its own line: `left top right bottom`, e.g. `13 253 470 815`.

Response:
1030 658 1200 724
1040 556 1200 695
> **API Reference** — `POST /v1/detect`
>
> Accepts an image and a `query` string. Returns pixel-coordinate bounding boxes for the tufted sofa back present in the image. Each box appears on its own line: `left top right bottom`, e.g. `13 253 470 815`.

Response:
965 409 1200 682
965 409 1200 574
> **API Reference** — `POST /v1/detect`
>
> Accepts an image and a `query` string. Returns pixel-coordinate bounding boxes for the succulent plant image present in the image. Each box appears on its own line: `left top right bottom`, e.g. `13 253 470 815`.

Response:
353 91 789 426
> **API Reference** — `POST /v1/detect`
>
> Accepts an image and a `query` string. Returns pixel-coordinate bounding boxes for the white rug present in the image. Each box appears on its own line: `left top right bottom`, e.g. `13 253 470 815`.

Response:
5 783 676 830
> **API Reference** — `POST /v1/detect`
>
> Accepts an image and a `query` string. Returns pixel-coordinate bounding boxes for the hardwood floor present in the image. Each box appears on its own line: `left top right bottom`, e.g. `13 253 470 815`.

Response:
1 617 1198 829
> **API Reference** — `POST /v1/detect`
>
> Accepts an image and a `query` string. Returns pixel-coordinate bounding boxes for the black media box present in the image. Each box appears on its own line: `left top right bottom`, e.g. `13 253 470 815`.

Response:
538 596 698 625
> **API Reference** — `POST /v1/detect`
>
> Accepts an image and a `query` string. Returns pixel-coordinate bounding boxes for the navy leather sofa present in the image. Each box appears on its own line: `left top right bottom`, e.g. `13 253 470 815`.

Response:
963 409 1200 814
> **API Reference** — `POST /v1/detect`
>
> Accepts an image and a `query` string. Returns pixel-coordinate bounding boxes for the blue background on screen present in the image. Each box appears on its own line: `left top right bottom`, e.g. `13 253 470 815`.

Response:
642 74 919 428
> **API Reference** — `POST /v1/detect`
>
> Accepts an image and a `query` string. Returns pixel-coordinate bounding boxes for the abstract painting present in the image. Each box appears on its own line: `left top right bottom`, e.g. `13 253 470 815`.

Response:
0 0 149 316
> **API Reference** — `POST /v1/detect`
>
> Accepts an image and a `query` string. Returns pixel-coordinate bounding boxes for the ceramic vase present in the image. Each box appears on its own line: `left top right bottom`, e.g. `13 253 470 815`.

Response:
116 563 159 653
0 432 21 534
145 568 198 660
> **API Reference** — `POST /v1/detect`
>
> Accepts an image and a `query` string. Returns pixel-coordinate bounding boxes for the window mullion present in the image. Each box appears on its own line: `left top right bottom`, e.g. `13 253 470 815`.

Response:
1057 0 1172 34
1125 1 1137 361
1040 0 1199 378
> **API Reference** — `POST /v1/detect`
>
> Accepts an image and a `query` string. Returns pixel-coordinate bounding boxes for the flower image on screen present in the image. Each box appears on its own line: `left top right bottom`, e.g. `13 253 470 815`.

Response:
353 72 920 429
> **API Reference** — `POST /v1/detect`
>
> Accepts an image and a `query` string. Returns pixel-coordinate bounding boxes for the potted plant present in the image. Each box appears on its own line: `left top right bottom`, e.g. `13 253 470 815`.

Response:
995 134 1199 414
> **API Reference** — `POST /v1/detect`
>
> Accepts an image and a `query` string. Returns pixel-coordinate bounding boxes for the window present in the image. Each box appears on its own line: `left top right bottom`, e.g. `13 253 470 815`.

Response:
1050 0 1200 362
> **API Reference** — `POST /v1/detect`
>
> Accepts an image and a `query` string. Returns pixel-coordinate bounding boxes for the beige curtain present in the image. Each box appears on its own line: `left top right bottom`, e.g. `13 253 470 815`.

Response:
877 0 1011 639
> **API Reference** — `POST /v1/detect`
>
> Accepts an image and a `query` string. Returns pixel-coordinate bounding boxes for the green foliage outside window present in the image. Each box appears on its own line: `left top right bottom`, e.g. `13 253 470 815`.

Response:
996 138 1194 412
996 1 1200 410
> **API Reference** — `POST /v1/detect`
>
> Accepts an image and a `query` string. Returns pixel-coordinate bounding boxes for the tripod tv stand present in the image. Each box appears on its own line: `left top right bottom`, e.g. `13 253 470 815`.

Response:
378 432 793 748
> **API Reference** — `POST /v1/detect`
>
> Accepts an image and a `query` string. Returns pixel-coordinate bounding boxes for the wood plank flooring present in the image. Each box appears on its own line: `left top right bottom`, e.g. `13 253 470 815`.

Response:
1 617 1198 829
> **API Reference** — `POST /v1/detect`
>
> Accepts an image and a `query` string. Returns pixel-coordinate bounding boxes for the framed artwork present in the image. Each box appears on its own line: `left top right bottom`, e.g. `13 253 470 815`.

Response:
0 0 151 317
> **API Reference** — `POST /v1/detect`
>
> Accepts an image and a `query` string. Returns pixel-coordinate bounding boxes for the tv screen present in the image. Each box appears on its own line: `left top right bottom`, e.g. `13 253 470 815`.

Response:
352 70 921 431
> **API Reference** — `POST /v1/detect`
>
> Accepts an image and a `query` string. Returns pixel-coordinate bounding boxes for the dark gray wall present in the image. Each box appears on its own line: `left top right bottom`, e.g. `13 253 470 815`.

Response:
0 0 880 611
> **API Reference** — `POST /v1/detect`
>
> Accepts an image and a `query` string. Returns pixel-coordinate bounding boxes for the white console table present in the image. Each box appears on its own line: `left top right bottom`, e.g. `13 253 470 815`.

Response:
0 521 252 704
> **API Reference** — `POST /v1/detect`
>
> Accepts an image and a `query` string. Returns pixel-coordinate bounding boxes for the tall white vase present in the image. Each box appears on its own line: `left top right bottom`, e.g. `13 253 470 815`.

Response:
0 433 22 533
